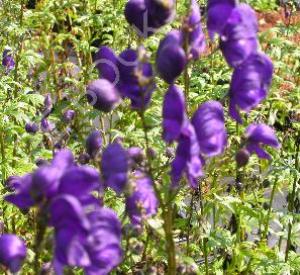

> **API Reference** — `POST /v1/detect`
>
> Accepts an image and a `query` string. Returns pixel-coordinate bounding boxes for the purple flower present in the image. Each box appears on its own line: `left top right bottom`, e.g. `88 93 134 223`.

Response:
126 171 158 225
86 79 120 113
101 143 128 194
192 101 227 157
207 0 236 39
0 234 26 273
25 122 39 134
185 0 206 60
229 53 273 123
41 118 55 132
63 110 75 123
125 0 175 38
127 147 144 165
156 30 187 84
86 131 102 158
220 4 258 67
44 94 52 110
171 122 203 189
2 49 15 72
162 85 186 143
244 123 280 159
78 153 91 165
117 48 155 110
94 46 118 84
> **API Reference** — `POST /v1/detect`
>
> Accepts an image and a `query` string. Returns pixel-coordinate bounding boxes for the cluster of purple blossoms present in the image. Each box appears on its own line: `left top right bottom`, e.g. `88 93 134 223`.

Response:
89 46 155 112
156 0 206 83
5 149 123 274
164 91 227 188
207 0 273 123
2 49 15 73
125 0 175 38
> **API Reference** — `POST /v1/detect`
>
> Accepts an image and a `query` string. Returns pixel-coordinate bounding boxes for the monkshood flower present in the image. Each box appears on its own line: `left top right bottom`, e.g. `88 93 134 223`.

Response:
192 101 227 157
25 122 39 134
171 122 204 189
94 46 118 84
86 79 120 113
162 85 186 143
86 130 102 158
126 171 158 225
101 143 128 194
156 30 186 84
63 109 75 123
44 94 52 110
127 147 144 165
41 118 55 132
0 234 26 273
229 53 273 123
220 4 258 67
117 48 155 110
244 123 280 159
2 49 15 72
184 0 206 60
125 0 175 38
50 199 122 274
207 0 236 39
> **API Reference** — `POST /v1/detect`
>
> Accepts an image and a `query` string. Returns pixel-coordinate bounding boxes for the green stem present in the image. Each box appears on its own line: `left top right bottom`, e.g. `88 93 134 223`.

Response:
285 136 300 261
186 192 194 256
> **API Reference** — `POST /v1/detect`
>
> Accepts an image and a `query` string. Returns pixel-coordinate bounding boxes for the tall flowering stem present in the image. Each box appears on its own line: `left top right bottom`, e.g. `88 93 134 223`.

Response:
285 135 300 261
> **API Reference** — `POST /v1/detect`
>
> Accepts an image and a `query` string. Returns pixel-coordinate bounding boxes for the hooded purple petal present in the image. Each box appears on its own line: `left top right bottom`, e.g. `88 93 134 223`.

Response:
162 85 186 143
192 101 227 157
86 130 102 158
0 234 26 273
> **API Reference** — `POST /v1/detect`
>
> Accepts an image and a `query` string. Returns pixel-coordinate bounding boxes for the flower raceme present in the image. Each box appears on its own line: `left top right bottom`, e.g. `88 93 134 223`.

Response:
0 234 27 273
125 0 175 38
156 1 205 83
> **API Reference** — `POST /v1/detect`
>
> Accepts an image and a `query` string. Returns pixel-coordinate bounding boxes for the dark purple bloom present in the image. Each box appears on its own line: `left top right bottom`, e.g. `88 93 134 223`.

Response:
117 48 155 110
63 110 75 123
25 122 39 134
244 123 280 159
5 176 21 192
44 94 52 110
125 0 175 38
2 49 15 72
156 30 187 84
101 143 128 194
229 53 273 123
86 131 102 158
0 234 26 273
185 0 206 60
126 171 158 225
86 79 120 113
41 118 54 132
220 4 258 67
94 46 118 84
192 101 227 157
171 122 203 189
207 0 236 39
162 85 186 143
127 147 144 164
78 153 91 165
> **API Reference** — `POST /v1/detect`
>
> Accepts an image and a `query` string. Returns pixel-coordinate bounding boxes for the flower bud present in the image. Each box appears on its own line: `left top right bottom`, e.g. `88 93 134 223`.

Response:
86 79 120 113
127 147 144 164
44 94 52 110
78 152 90 165
62 109 75 123
235 148 250 167
25 122 39 134
86 130 102 158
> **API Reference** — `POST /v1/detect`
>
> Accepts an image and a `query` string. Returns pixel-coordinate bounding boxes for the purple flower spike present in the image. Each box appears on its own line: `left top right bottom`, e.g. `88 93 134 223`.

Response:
0 234 26 273
156 30 186 84
94 46 118 84
245 123 280 160
63 110 75 123
101 143 128 194
229 53 273 123
192 101 227 157
207 0 236 39
186 0 206 60
2 49 15 72
162 85 186 143
126 171 158 225
86 131 102 158
220 4 258 67
86 79 120 113
171 122 203 189
25 122 39 134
